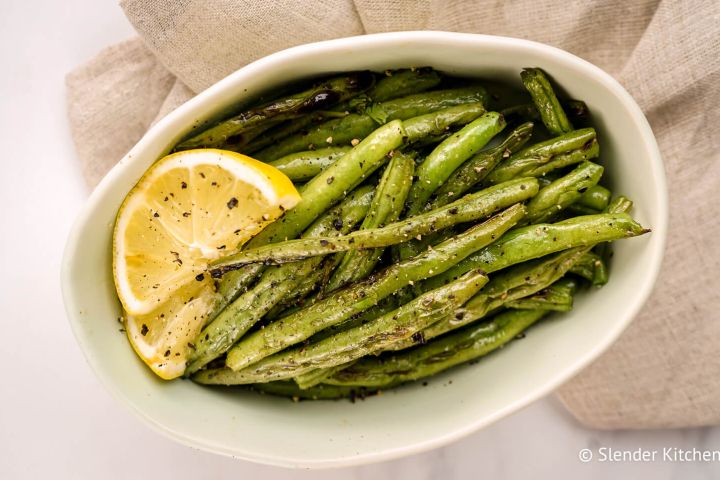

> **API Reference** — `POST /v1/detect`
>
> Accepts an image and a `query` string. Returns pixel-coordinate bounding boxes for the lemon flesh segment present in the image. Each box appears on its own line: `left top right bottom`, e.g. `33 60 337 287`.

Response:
125 279 217 380
113 149 300 316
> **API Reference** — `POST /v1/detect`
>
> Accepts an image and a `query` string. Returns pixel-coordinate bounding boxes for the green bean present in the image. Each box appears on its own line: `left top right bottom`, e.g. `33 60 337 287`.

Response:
484 128 598 185
521 68 573 135
255 87 488 161
306 297 400 344
367 67 443 102
326 152 415 292
255 114 377 162
251 120 404 245
576 248 610 286
412 133 454 148
209 120 285 153
606 195 633 215
524 161 604 224
566 204 600 216
430 122 534 208
566 195 633 286
365 87 489 123
176 72 375 149
210 267 262 321
424 213 649 289
223 204 527 371
211 178 538 270
294 362 359 390
195 270 488 383
244 114 326 154
506 277 579 311
501 100 588 123
262 255 340 320
186 186 375 374
248 381 379 400
268 147 351 181
568 251 599 282
405 112 507 216
576 185 611 211
592 255 609 286
403 103 486 143
582 195 634 287
393 247 587 349
326 309 548 388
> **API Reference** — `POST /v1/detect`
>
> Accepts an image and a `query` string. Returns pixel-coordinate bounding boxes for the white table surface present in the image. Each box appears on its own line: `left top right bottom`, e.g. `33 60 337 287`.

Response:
1 1 718 478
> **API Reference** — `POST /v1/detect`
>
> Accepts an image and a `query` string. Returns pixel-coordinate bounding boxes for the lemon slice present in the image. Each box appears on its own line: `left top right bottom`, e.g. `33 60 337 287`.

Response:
125 279 216 379
113 149 300 378
114 149 300 315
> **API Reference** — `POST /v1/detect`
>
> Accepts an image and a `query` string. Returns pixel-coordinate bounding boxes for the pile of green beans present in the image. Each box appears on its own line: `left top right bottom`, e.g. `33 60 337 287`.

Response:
169 67 650 400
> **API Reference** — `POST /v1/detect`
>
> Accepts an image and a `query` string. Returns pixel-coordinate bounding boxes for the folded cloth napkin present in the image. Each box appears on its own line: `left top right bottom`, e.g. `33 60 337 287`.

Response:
66 0 720 429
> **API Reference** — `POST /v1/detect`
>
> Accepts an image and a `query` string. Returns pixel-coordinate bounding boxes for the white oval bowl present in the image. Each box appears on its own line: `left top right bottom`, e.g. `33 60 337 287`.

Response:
62 31 667 468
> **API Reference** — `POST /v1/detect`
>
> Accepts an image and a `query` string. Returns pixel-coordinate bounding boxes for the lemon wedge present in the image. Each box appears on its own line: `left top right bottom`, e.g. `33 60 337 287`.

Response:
113 149 300 378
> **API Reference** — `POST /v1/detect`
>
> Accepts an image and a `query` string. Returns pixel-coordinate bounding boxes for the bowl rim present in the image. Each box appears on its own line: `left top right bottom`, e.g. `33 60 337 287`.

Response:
62 30 668 468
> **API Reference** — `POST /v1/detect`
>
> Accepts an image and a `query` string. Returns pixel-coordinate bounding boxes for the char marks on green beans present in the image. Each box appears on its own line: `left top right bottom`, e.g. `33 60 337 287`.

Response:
177 72 375 150
424 213 649 289
223 204 528 371
520 67 573 135
268 147 351 181
396 247 590 348
324 309 549 389
193 269 488 383
255 87 489 161
484 128 598 185
211 178 538 270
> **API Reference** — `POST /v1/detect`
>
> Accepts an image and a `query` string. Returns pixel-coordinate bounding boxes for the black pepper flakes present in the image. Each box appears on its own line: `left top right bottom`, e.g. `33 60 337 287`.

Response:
181 181 187 189
195 273 205 281
227 197 239 209
326 176 335 184
141 324 149 336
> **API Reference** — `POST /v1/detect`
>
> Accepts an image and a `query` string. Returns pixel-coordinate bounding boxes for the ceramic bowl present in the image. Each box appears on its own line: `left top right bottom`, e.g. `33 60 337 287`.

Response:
62 31 667 468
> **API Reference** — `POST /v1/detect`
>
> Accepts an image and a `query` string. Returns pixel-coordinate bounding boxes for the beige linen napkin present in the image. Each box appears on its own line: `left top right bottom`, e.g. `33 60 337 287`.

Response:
66 0 720 429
